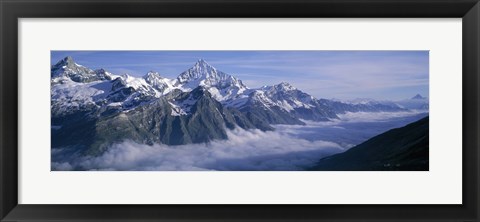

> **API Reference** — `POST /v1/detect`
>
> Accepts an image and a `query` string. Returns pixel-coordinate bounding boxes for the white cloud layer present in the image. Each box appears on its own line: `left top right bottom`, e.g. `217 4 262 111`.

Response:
52 111 428 171
52 127 344 171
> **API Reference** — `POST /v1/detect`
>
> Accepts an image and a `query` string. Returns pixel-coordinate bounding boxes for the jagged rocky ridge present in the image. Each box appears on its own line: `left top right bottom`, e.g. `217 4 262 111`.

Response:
51 57 426 155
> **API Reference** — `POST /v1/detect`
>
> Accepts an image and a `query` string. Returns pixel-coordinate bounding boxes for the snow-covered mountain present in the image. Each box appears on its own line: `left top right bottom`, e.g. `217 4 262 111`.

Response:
51 56 114 83
51 56 428 153
323 98 406 114
340 95 430 112
320 95 430 115
224 82 339 123
51 69 159 117
51 56 420 117
143 71 177 95
347 98 401 107
395 94 429 110
175 59 249 101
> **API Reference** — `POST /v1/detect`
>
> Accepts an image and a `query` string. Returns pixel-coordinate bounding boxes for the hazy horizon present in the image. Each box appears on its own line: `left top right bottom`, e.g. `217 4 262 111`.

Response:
51 50 429 101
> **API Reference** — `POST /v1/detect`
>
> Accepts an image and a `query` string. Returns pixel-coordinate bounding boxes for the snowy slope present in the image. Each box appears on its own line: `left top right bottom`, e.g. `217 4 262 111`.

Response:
143 71 177 95
51 56 113 84
224 82 339 122
51 79 112 116
51 56 425 120
175 59 249 101
51 57 163 114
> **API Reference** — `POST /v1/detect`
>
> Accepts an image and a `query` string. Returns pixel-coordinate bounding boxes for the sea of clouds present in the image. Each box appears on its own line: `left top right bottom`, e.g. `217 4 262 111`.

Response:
52 111 428 171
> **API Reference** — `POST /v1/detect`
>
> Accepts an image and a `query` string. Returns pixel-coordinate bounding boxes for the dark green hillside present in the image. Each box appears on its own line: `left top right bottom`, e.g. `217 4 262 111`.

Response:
311 117 429 171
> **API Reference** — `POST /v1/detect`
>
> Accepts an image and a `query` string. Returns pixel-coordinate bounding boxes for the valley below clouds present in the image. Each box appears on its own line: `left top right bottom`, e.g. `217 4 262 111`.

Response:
52 111 428 171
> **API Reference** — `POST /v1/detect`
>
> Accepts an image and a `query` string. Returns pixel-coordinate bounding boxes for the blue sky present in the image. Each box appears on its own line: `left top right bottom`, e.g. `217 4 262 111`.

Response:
51 51 428 100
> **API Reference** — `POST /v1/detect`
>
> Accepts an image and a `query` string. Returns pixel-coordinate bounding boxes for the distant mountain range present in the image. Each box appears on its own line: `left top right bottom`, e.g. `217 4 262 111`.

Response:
310 116 429 171
51 57 429 155
396 94 429 110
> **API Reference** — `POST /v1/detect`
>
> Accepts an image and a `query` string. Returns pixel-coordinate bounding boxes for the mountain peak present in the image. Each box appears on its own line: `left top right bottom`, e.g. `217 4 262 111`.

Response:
145 71 161 77
194 58 212 67
175 60 248 100
143 70 174 93
191 59 217 72
412 94 424 100
51 56 114 83
63 56 74 63
95 68 107 73
275 82 296 91
177 59 220 84
54 56 76 67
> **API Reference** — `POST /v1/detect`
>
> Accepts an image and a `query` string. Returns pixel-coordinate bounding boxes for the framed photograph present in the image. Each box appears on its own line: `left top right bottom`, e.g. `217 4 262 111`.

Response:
1 0 479 221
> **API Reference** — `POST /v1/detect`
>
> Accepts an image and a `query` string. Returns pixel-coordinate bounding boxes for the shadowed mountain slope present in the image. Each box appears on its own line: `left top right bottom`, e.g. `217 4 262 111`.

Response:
310 116 429 171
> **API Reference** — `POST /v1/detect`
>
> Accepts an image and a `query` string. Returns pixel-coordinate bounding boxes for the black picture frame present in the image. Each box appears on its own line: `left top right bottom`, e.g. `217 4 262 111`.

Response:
1 0 479 221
